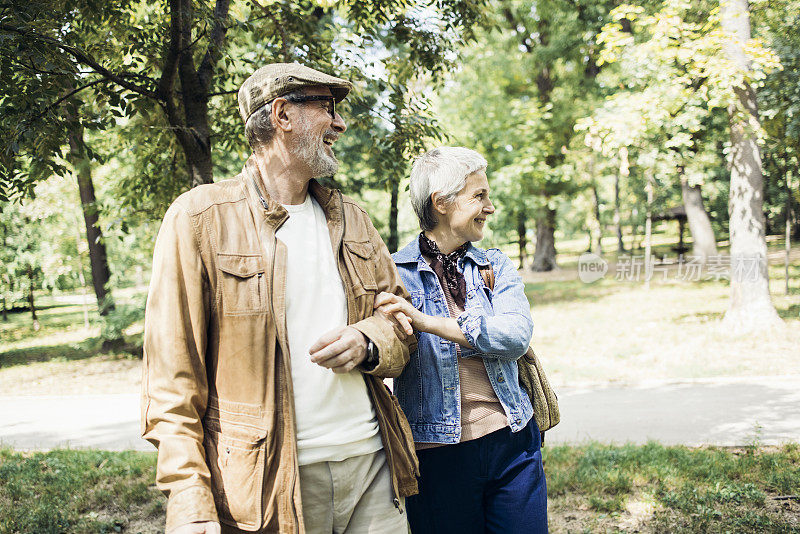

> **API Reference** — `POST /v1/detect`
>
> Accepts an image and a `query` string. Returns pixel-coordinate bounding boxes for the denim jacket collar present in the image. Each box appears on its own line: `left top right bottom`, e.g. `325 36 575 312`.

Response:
394 236 491 269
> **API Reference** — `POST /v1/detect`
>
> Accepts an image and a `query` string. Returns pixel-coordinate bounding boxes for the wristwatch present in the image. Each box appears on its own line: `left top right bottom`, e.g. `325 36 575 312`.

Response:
363 338 379 370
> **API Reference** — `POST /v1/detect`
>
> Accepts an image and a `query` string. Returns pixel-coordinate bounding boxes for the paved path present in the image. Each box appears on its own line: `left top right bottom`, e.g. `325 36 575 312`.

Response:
2 376 799 451
546 376 800 447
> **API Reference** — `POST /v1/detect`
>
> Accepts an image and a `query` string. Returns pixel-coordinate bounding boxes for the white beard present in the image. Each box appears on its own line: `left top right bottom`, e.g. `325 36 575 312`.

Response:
291 114 339 178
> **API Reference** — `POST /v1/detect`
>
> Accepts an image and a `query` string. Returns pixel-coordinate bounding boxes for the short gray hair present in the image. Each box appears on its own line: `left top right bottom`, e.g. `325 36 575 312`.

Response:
244 104 275 148
244 91 303 149
409 147 488 231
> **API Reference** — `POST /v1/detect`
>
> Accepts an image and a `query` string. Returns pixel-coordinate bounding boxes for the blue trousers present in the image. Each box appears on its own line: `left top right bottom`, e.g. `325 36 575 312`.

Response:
406 418 548 534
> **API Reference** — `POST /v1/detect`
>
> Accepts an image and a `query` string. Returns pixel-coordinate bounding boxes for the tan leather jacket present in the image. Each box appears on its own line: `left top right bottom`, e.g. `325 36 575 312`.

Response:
141 157 419 533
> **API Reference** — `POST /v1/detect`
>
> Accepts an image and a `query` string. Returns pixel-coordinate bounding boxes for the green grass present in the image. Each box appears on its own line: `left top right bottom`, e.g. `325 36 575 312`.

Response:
544 443 800 532
0 448 163 534
1 444 797 533
1 289 145 370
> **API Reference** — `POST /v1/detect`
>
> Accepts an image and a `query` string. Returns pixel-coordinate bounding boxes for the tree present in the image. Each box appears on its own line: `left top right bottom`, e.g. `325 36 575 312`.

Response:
1 1 487 193
754 0 800 300
436 0 614 269
719 0 783 329
67 119 115 316
2 1 489 260
498 0 614 271
591 0 783 326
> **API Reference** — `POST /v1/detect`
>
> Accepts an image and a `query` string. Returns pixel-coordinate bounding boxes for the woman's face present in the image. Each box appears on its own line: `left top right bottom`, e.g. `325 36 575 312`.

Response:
438 170 495 243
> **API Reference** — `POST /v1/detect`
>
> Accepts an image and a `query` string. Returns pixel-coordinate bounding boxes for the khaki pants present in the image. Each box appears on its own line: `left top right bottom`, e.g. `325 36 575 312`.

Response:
299 449 408 534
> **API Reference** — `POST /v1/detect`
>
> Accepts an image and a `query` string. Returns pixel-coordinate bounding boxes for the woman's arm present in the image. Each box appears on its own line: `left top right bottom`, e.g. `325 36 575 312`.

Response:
375 250 533 361
456 250 533 360
374 293 470 346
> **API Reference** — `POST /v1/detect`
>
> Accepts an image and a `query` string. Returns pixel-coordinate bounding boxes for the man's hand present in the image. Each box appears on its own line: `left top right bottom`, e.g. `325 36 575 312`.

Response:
309 326 369 373
170 521 221 534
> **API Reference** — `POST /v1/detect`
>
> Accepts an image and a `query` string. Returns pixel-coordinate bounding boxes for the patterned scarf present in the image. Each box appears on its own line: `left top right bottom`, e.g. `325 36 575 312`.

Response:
419 233 470 309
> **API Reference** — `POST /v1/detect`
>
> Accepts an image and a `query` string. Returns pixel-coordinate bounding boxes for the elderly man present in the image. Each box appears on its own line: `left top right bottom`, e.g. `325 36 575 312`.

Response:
142 63 418 534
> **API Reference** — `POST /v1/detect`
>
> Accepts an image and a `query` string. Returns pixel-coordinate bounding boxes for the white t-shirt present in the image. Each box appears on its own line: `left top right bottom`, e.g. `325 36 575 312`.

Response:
276 194 382 466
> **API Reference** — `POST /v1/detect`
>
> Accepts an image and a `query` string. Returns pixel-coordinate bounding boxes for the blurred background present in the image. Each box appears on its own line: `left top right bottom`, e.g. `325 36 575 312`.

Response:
1 0 798 531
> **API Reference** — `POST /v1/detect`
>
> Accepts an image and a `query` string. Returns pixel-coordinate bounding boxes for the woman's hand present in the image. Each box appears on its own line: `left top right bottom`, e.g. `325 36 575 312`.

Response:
375 292 429 333
376 292 472 348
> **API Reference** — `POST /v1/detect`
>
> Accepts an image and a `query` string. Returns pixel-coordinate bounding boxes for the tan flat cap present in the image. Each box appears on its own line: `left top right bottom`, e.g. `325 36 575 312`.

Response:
238 63 352 123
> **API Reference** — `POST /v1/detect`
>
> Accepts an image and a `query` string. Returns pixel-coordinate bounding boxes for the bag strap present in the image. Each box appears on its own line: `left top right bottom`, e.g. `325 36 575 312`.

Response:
478 264 495 291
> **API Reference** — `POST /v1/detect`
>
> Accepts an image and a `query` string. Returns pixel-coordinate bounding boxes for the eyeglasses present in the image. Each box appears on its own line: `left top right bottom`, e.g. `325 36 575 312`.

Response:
282 94 336 120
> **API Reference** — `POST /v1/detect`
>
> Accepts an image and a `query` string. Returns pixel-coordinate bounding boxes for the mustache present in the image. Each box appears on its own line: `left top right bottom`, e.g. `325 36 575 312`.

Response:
323 130 339 143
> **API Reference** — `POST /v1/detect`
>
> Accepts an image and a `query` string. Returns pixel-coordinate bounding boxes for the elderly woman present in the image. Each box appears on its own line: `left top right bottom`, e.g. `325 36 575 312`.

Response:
375 147 547 534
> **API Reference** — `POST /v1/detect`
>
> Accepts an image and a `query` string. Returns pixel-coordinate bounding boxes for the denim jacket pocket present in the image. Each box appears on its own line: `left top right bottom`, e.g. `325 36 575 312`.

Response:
217 253 266 316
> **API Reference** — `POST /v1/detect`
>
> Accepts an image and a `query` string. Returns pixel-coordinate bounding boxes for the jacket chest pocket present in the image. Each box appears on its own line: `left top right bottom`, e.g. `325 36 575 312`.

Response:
342 240 378 315
217 253 266 316
204 426 267 530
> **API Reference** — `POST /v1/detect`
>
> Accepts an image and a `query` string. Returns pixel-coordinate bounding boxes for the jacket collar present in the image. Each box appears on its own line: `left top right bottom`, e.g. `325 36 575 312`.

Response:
240 154 341 229
394 234 490 268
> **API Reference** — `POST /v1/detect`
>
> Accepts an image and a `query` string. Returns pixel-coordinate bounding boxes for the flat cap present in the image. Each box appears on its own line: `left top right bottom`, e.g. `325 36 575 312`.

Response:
238 63 352 123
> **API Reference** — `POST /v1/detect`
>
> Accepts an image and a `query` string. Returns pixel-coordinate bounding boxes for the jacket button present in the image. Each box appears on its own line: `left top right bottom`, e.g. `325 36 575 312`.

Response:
497 376 505 383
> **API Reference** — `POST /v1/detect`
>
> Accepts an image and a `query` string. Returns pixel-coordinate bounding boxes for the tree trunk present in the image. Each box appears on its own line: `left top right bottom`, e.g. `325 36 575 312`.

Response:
786 159 793 297
614 172 626 253
517 211 528 269
388 177 399 253
0 220 6 321
178 134 215 187
680 176 718 262
158 0 230 188
532 207 558 271
27 268 39 331
67 124 115 316
720 0 782 331
591 182 603 255
644 172 655 289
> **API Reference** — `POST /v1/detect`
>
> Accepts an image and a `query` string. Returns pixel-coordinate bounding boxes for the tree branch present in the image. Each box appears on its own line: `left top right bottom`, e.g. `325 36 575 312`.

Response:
205 89 238 97
157 0 183 101
0 51 72 76
198 0 231 93
159 97 192 149
252 0 290 61
0 24 158 99
31 78 108 123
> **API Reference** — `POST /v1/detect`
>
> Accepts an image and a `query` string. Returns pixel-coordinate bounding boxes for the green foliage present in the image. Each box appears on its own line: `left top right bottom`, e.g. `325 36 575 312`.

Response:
434 0 620 250
99 300 145 345
0 0 489 214
754 0 800 236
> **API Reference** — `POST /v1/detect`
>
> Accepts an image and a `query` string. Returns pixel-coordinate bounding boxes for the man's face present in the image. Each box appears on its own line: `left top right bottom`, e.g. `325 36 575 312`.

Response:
288 86 347 179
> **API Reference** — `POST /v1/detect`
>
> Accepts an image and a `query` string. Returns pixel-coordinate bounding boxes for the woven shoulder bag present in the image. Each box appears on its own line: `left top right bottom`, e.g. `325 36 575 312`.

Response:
478 265 560 433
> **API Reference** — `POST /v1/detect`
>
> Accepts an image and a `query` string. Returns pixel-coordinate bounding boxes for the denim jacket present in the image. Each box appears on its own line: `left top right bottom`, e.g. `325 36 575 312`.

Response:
391 237 534 444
